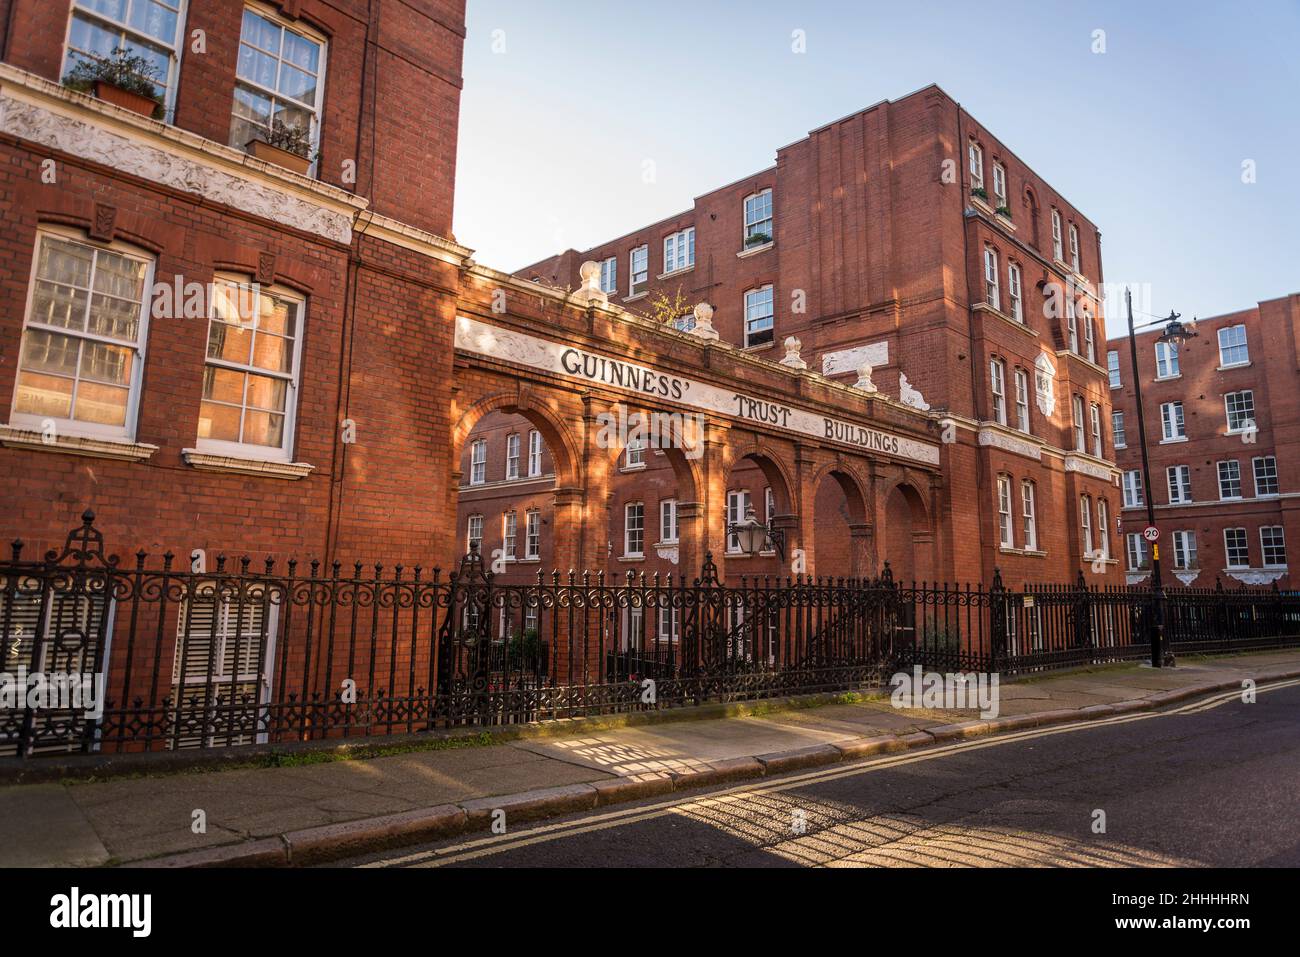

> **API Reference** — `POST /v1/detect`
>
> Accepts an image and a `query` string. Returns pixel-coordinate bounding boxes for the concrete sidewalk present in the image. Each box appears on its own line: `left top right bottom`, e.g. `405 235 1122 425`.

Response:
2 650 1298 868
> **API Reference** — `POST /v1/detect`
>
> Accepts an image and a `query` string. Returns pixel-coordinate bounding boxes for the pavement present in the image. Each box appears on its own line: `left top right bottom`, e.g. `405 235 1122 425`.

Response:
1 649 1298 868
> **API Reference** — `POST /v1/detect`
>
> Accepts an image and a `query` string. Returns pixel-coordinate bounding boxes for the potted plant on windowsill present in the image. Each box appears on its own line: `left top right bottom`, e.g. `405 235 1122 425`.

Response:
63 47 163 119
245 118 315 175
744 232 772 248
970 186 989 202
995 204 1013 219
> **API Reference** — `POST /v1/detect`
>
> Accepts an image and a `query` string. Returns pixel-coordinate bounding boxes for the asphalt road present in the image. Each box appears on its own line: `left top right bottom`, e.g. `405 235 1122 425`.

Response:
338 680 1300 868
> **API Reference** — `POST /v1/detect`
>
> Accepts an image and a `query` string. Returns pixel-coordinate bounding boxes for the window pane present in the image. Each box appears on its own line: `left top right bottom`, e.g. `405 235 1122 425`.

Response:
14 370 75 418
19 328 81 377
202 366 245 404
277 64 317 104
238 44 278 88
30 281 89 332
128 0 178 45
241 10 282 54
198 400 242 442
244 373 288 413
79 0 128 20
282 30 320 73
207 320 253 364
72 379 129 425
78 341 133 385
68 15 121 61
87 292 142 342
241 410 285 448
258 292 297 338
250 333 293 374
39 237 95 289
232 85 273 125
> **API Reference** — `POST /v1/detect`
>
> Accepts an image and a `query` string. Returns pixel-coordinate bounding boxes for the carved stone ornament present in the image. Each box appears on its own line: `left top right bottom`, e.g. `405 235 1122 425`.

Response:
691 302 719 340
899 373 930 411
854 362 877 393
0 93 354 243
1034 352 1056 417
780 336 807 369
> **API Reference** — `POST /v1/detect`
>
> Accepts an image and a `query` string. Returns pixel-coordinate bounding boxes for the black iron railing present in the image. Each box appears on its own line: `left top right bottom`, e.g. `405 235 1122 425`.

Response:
2 513 1297 756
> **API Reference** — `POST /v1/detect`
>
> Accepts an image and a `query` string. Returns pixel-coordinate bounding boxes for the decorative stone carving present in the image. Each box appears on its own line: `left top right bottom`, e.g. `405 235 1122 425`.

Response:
1224 567 1287 586
1034 352 1056 417
690 302 719 341
1063 454 1113 481
979 427 1042 461
1126 571 1151 586
780 336 807 369
256 252 277 286
0 93 354 243
1174 570 1200 587
899 373 930 411
181 449 314 480
823 340 888 377
854 362 877 393
89 202 117 241
572 260 609 308
655 543 679 565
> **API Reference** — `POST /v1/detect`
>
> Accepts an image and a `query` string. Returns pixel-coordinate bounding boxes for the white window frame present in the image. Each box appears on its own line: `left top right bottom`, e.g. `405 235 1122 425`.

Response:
663 227 695 274
1217 460 1242 500
1096 499 1111 560
1112 411 1126 449
1217 324 1249 368
996 474 1014 548
1126 533 1147 571
989 357 1006 425
1080 495 1093 556
1155 340 1180 379
598 256 617 295
1160 401 1185 441
1051 209 1063 261
1223 528 1248 569
624 502 645 558
1224 390 1255 434
1013 368 1030 433
1068 223 1080 272
1007 262 1023 321
525 509 540 559
1084 316 1095 362
502 511 517 560
1123 470 1144 508
10 227 154 442
743 285 775 348
1253 456 1279 497
968 142 984 192
198 274 306 461
659 499 678 544
527 429 542 477
230 3 329 171
1106 350 1121 389
624 430 645 469
1261 526 1287 567
992 162 1007 207
505 432 520 480
1090 403 1103 457
469 439 487 485
1020 480 1037 551
629 245 649 296
1166 464 1192 505
726 489 751 554
1172 530 1197 570
1066 296 1079 353
983 247 1000 310
1072 394 1086 452
743 189 773 244
63 0 189 122
466 514 483 553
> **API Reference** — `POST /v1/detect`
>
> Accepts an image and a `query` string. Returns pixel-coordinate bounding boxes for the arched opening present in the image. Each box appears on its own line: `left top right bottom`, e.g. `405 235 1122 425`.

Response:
721 448 794 583
882 482 932 584
811 467 869 579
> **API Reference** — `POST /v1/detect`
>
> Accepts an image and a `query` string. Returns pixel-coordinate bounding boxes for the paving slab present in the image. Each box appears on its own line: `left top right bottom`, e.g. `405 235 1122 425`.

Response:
0 784 109 867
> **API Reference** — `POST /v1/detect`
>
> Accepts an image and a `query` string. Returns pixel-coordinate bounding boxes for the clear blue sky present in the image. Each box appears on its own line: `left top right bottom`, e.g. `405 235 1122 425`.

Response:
454 0 1300 336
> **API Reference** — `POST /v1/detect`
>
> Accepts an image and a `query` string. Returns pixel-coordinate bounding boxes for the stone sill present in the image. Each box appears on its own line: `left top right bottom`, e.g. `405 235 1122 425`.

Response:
1159 436 1188 445
1217 362 1252 372
999 547 1047 558
618 555 646 563
624 291 648 303
657 266 695 280
736 241 774 259
1154 373 1182 382
0 425 157 462
181 448 314 480
972 302 1036 336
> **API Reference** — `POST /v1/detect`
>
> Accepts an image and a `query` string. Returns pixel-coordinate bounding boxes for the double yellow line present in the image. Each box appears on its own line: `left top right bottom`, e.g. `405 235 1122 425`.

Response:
363 678 1297 868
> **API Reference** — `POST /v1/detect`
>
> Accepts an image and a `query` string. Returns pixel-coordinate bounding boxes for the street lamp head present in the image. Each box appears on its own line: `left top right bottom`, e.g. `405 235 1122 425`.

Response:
1157 310 1198 350
731 503 768 557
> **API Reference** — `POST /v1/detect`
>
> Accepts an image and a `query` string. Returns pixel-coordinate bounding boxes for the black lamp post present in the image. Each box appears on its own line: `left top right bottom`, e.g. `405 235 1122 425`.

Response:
1124 288 1196 667
727 503 785 561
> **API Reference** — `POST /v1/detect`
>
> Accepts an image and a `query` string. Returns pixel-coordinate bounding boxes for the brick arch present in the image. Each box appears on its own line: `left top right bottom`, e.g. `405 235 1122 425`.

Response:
596 403 702 502
722 435 797 515
451 390 582 489
809 459 869 526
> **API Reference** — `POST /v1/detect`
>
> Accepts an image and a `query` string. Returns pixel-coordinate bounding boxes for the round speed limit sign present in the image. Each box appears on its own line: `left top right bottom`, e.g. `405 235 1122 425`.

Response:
1142 525 1160 543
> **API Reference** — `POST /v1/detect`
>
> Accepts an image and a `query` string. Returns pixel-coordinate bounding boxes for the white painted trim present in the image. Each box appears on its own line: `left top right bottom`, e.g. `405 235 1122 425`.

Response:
0 425 157 461
181 449 314 479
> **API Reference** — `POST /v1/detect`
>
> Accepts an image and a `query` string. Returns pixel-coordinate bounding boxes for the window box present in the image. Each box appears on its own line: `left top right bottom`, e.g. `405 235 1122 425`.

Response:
92 79 160 118
970 186 989 202
736 241 773 259
182 449 314 480
995 204 1013 219
744 232 771 248
246 137 312 176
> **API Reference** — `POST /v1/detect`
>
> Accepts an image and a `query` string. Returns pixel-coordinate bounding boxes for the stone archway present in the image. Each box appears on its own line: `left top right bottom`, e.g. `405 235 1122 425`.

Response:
882 481 932 584
720 444 796 582
810 464 871 579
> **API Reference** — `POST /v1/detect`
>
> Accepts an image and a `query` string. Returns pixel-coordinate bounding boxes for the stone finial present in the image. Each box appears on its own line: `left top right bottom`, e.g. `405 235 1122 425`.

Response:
690 302 719 340
899 373 930 411
780 336 807 369
854 362 877 392
572 260 609 307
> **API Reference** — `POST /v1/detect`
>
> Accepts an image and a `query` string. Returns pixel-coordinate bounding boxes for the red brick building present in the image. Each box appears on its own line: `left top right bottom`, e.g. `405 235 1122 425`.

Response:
485 85 1122 588
0 0 468 566
1107 295 1300 589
